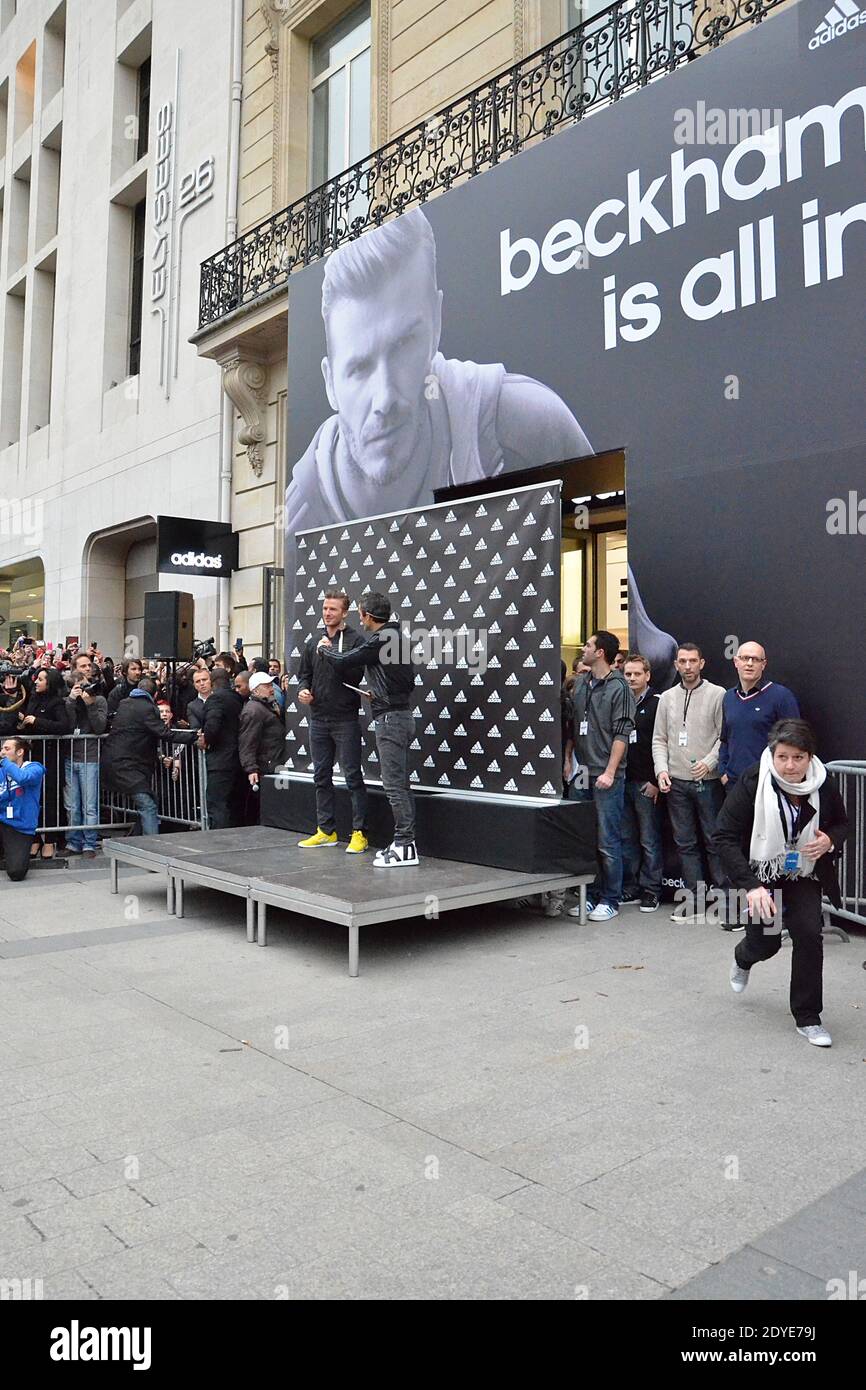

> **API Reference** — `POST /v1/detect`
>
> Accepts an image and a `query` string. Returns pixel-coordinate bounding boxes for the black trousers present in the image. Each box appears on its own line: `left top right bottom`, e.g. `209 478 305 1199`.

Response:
205 766 238 830
0 824 35 881
734 877 824 1027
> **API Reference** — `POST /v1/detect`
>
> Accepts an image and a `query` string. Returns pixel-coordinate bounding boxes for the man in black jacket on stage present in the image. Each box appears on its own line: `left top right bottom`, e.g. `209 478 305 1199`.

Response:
296 591 369 854
318 591 419 868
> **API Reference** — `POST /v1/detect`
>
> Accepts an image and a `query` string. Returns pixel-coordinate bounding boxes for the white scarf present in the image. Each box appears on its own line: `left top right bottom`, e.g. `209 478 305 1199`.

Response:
749 746 826 883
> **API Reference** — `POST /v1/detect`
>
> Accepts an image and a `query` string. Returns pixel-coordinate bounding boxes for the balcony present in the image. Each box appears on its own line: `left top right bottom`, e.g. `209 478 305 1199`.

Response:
196 0 788 334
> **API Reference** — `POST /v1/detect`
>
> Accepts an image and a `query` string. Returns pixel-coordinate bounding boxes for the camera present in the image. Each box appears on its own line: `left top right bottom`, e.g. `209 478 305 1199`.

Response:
194 637 216 659
0 662 23 681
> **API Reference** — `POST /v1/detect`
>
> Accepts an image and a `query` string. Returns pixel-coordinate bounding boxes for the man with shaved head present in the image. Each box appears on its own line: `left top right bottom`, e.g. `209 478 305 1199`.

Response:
719 642 799 790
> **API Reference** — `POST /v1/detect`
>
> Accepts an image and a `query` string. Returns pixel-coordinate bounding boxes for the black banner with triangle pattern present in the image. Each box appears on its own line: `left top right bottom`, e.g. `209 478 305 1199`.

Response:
285 481 562 799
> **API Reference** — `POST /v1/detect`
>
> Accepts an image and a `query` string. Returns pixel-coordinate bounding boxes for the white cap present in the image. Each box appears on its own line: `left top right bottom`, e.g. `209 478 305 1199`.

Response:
248 672 274 692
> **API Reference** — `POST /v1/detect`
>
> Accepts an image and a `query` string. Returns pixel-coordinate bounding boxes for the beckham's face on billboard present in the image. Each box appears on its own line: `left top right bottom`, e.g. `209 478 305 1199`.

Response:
321 252 443 484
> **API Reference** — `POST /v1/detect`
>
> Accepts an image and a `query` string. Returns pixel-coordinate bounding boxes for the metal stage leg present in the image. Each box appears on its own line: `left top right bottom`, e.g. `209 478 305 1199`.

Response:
257 901 267 947
579 883 587 925
246 897 255 944
175 877 184 919
348 925 359 978
166 873 174 916
109 857 118 895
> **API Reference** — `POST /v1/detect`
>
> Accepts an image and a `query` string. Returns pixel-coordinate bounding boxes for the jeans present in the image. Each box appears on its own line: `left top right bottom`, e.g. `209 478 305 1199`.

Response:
310 716 367 834
622 779 663 895
666 777 725 894
735 877 823 1026
573 774 625 908
131 790 159 838
375 709 416 844
64 760 100 851
0 824 34 881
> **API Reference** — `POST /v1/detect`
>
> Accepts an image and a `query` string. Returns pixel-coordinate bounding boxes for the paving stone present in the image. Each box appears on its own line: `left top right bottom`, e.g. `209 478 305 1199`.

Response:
1 858 865 1299
668 1244 829 1300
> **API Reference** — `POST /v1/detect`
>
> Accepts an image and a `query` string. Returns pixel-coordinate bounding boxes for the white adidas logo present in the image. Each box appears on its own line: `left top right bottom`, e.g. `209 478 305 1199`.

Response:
809 0 866 47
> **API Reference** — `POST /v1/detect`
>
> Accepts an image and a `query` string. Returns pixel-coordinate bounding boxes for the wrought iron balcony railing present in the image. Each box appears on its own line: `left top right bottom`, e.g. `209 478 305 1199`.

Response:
198 0 787 330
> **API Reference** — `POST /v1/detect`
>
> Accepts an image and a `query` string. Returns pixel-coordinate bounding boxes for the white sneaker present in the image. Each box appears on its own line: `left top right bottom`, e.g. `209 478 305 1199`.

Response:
671 911 706 924
729 961 750 993
373 842 420 869
796 1024 832 1047
587 903 619 922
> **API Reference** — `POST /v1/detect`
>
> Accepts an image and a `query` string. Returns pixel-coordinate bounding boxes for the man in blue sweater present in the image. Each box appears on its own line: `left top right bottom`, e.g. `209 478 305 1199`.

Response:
719 642 799 789
0 737 46 880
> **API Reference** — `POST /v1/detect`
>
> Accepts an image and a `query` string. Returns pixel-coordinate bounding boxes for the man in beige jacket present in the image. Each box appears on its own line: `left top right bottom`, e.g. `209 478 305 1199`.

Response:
652 643 725 922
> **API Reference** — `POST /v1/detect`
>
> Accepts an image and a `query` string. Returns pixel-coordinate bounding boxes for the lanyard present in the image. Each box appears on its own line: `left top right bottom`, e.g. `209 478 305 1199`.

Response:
682 680 701 726
778 793 803 846
583 673 606 718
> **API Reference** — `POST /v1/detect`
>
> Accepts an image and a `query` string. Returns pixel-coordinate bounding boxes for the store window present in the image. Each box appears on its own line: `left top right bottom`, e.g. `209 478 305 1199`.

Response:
136 57 151 160
310 3 371 189
128 199 145 377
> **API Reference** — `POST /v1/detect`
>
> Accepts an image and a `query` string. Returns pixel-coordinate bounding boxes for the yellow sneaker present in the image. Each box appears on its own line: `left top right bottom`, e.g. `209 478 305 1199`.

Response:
298 828 338 848
345 831 368 855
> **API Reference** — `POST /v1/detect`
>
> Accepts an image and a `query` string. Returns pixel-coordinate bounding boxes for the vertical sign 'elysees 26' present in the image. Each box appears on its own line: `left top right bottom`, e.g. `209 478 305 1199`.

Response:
149 54 216 399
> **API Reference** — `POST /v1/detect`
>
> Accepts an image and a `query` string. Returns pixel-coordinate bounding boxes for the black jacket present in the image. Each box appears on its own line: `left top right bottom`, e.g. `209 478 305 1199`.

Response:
318 621 416 717
101 691 172 796
627 689 660 785
23 691 68 737
713 763 849 908
194 688 242 771
238 697 286 775
107 679 138 721
297 625 367 719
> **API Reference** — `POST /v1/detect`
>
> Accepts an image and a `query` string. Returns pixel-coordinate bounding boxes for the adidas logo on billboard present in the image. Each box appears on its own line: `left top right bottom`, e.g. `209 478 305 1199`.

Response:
809 0 866 47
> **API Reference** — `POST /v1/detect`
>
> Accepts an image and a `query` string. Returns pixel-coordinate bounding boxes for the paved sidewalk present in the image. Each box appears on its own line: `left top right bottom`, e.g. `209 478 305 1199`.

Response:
0 858 863 1300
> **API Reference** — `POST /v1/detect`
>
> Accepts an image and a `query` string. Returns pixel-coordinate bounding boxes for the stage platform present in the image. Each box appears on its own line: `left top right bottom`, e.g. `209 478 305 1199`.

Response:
102 828 592 976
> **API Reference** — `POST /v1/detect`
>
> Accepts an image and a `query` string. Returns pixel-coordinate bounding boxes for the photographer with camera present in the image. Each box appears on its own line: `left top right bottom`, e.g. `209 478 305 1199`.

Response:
0 737 46 881
0 663 28 737
22 667 67 860
106 657 143 723
64 657 108 857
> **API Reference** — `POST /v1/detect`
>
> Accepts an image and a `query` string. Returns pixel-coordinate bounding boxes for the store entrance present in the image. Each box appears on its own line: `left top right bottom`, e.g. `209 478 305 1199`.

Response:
560 451 627 671
435 446 628 673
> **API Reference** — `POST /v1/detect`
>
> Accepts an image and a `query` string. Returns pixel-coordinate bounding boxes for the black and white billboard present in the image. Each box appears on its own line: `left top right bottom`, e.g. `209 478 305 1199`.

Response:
157 517 238 578
285 0 866 757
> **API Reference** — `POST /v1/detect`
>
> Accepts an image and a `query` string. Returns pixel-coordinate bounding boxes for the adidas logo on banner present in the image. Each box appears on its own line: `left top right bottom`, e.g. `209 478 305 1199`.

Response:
809 0 866 47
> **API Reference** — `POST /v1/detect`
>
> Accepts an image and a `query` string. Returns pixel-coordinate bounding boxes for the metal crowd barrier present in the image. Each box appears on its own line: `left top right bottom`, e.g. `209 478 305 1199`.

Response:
824 761 866 935
20 732 209 838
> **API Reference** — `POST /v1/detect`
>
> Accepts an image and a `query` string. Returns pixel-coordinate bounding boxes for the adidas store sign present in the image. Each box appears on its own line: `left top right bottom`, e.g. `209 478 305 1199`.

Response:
170 550 223 569
809 0 866 48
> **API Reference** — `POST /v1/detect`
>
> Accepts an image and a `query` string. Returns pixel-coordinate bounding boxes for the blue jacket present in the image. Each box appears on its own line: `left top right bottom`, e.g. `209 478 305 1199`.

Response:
0 758 46 835
718 682 800 783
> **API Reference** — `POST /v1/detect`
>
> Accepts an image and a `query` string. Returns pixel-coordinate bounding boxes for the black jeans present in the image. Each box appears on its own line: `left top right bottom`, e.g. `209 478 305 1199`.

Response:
309 716 367 834
666 777 725 893
0 824 35 881
735 877 824 1027
375 709 416 844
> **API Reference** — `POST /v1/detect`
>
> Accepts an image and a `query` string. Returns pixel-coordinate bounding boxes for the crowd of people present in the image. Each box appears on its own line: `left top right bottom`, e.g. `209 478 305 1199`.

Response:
559 628 848 1047
0 636 289 874
0 615 849 1045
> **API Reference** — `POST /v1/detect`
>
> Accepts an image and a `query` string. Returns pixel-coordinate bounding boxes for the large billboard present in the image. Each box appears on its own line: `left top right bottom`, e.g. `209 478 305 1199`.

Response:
285 484 563 798
286 0 866 757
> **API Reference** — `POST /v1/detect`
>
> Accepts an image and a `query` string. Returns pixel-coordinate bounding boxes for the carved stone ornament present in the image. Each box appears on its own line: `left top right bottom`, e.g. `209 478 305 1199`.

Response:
261 0 281 73
221 355 268 477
